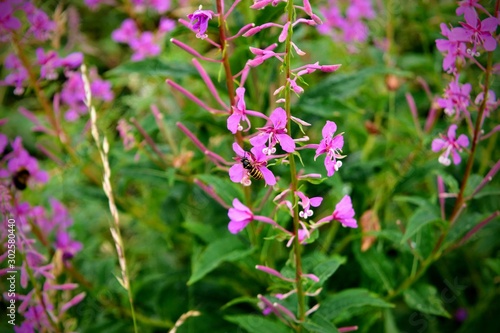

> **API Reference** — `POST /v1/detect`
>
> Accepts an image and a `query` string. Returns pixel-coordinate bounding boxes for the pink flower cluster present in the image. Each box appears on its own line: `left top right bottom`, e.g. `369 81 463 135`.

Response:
112 15 175 61
318 0 375 51
432 2 498 166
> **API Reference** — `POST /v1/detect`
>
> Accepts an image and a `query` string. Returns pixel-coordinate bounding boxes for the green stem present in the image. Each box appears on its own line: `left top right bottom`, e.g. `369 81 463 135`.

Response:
283 1 305 325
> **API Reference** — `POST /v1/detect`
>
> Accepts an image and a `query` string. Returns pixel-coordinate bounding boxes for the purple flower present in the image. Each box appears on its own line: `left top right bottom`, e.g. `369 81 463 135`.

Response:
456 0 485 16
314 121 345 177
159 17 176 34
55 231 83 260
84 0 116 10
187 6 214 39
228 198 254 234
58 52 84 69
249 107 295 154
229 143 276 186
112 19 139 43
0 2 21 40
91 79 114 101
453 9 498 53
436 23 468 71
432 124 469 166
437 77 471 118
26 7 55 41
149 0 171 13
61 72 87 121
1 53 28 95
315 195 357 228
475 90 498 117
129 32 161 61
36 48 60 80
297 191 323 219
227 87 251 134
0 137 49 188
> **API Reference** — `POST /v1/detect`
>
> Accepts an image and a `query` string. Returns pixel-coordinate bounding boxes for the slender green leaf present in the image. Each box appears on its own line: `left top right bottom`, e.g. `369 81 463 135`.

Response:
188 237 253 285
225 315 292 333
401 207 442 243
107 58 195 78
315 289 394 321
403 284 451 318
303 315 339 333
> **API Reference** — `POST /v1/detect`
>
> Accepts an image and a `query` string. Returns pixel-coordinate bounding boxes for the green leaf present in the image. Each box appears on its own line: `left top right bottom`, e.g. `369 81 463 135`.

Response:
383 309 400 333
403 284 451 318
313 255 346 282
188 237 253 285
302 315 339 333
314 289 394 321
106 58 195 78
182 221 217 244
464 174 483 197
354 246 397 291
225 315 292 333
401 207 442 243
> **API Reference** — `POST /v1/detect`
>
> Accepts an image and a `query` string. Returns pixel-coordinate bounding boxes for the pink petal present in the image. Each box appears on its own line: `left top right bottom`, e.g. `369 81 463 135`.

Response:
451 150 462 165
277 134 295 153
456 134 469 147
447 124 458 139
482 17 499 32
260 166 276 186
232 142 246 157
229 164 245 183
322 121 337 138
227 113 240 134
431 138 446 152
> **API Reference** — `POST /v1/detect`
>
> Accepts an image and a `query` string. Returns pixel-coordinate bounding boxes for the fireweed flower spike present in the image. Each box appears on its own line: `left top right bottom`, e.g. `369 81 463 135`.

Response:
314 121 345 177
314 195 357 228
432 124 470 166
227 198 279 234
229 143 276 186
187 5 215 40
249 107 296 154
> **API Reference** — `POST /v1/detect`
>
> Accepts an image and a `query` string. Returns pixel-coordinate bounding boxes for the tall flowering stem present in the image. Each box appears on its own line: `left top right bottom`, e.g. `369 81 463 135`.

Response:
283 1 305 322
449 52 493 224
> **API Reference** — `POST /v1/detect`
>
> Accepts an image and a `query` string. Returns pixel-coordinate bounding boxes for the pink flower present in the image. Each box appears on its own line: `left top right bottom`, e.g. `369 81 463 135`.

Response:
0 2 21 40
475 90 498 117
129 32 161 61
437 77 471 118
36 48 60 80
453 9 498 53
316 195 357 228
112 19 139 43
314 121 345 177
26 7 55 41
297 191 323 219
0 137 49 189
1 53 28 95
249 107 295 154
61 72 87 121
432 124 469 166
227 87 251 134
456 0 486 16
229 143 276 186
436 23 469 71
187 6 214 39
228 198 254 234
